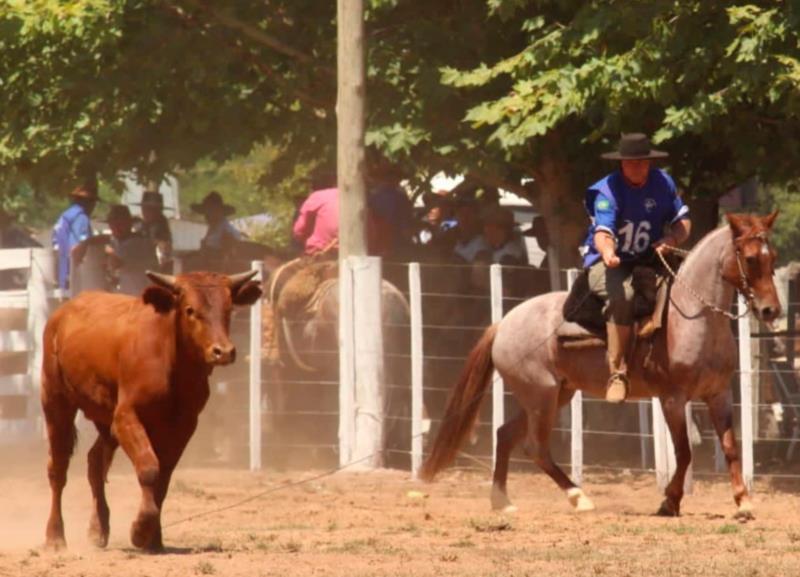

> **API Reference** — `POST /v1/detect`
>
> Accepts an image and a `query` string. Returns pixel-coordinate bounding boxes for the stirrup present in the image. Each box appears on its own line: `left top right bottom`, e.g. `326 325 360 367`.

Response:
605 372 628 404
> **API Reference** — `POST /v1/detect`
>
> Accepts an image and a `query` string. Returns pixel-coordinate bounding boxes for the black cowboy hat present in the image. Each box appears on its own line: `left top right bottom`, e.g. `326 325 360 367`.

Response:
106 204 133 223
191 191 235 216
601 133 669 161
135 191 165 209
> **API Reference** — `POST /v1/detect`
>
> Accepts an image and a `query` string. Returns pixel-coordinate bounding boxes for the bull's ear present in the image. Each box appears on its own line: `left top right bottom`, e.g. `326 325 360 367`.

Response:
232 280 262 306
142 285 177 314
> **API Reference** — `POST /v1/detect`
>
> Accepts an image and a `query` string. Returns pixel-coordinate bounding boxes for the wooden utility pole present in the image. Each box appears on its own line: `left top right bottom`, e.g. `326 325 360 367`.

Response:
337 0 367 257
337 0 384 469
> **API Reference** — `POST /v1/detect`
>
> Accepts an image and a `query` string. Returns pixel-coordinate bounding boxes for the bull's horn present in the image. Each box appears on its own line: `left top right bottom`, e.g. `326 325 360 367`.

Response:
228 269 259 291
146 271 177 289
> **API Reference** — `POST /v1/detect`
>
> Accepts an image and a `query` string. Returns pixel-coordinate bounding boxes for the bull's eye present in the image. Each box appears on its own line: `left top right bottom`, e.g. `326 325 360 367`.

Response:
185 306 195 317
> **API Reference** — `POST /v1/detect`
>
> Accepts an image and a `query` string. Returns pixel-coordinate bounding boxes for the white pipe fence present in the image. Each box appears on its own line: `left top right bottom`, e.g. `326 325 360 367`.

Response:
0 250 787 488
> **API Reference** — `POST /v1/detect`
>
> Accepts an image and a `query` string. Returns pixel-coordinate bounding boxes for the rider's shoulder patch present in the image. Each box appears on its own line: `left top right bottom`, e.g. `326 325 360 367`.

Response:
596 198 611 211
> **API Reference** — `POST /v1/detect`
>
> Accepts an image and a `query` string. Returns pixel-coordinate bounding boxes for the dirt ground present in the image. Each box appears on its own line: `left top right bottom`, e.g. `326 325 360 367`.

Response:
2 444 800 577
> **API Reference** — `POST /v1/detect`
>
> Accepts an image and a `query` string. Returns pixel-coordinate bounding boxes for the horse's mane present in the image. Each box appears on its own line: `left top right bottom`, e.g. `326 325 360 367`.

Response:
677 224 730 278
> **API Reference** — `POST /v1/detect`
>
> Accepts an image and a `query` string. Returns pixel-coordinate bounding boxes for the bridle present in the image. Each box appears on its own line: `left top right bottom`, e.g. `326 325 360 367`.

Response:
656 232 771 320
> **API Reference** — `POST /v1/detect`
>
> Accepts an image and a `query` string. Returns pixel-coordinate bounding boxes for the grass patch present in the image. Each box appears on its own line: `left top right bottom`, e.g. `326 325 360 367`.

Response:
282 540 302 553
194 561 215 575
469 518 513 533
327 538 401 555
718 524 740 535
451 537 475 548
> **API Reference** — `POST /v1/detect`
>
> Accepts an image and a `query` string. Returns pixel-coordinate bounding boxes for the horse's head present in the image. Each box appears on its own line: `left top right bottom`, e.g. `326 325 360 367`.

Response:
724 211 780 323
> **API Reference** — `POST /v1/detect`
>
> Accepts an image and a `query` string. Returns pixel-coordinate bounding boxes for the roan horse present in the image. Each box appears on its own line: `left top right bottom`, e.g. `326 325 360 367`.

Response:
41 270 262 550
421 212 780 519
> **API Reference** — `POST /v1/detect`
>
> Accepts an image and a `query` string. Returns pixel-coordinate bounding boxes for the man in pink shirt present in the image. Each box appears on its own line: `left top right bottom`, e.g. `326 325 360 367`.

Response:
293 187 339 255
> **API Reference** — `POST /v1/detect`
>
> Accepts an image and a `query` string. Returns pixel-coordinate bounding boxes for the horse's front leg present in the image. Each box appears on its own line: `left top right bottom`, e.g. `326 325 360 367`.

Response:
657 394 692 517
706 391 753 520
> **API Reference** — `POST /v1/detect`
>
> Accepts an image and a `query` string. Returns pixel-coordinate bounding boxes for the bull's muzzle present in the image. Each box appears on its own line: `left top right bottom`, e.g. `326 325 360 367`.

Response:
208 344 236 365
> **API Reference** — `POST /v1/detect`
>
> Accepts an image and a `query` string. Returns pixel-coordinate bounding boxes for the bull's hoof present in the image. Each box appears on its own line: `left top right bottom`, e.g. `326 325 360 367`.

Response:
656 499 680 517
44 536 67 551
131 511 162 551
88 518 109 548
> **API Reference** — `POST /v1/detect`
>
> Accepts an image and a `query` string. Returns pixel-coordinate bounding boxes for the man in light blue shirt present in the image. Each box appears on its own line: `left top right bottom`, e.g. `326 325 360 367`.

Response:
580 134 692 403
52 184 98 290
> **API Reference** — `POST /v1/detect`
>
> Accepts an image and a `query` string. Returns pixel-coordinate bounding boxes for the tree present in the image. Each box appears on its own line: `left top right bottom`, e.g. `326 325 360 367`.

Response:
440 1 800 258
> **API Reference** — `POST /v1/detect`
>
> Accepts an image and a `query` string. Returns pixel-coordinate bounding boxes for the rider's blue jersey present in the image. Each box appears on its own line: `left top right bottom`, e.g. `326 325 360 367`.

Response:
580 168 689 268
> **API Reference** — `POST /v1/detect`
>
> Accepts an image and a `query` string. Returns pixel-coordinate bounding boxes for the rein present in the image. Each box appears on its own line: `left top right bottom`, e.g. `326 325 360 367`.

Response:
657 243 755 321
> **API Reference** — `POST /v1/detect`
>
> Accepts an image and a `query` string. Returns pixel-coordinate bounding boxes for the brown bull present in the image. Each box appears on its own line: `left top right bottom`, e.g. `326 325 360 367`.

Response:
41 270 262 551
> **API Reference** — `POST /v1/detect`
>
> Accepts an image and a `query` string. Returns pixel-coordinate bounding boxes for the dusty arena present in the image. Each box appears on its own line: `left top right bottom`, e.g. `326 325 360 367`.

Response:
2 442 800 577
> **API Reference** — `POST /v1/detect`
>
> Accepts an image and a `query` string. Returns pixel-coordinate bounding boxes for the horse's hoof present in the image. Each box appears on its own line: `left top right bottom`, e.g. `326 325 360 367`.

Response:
567 488 596 512
656 500 680 517
734 501 755 522
490 485 517 513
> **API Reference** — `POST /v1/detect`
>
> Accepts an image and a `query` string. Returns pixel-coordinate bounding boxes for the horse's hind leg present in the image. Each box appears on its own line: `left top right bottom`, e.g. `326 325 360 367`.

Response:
706 391 753 520
521 382 595 512
87 425 118 547
491 411 527 512
42 392 78 550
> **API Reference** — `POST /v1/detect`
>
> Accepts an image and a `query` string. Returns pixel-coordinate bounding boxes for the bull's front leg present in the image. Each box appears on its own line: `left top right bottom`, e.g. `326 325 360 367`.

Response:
113 405 164 551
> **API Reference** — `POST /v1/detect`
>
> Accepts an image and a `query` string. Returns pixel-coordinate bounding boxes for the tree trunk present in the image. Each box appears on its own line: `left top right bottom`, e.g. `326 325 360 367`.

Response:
532 151 587 283
685 192 720 247
337 0 367 258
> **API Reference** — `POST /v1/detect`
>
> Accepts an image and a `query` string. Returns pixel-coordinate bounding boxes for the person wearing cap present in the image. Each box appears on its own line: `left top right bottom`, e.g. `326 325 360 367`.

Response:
450 196 485 263
476 205 527 266
52 182 99 290
134 190 173 271
581 133 692 403
193 191 242 264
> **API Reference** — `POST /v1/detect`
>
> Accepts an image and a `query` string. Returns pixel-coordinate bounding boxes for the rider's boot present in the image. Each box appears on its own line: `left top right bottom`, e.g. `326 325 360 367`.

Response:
605 322 632 403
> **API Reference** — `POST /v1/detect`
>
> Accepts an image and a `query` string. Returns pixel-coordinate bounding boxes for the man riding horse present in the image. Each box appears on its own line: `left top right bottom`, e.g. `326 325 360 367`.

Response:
582 133 692 403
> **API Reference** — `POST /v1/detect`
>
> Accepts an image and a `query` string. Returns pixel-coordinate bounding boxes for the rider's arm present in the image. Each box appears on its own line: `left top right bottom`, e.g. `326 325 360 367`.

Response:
658 218 692 249
593 230 620 268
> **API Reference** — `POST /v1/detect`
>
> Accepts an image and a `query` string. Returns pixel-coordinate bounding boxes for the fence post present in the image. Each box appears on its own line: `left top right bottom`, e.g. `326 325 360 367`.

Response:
338 258 356 466
652 398 671 490
248 261 264 472
408 263 424 478
352 256 385 468
565 269 583 485
738 293 754 491
489 264 504 469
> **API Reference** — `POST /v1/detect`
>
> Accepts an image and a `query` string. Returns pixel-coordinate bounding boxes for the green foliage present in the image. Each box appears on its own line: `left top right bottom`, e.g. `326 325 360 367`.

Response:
759 183 800 265
444 1 800 195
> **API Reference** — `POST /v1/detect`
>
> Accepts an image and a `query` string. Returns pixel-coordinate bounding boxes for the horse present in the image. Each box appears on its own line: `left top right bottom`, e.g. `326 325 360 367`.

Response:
421 212 780 519
262 257 414 467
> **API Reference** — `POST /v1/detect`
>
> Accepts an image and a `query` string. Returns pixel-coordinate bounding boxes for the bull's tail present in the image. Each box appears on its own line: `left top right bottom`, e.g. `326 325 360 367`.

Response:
420 324 498 482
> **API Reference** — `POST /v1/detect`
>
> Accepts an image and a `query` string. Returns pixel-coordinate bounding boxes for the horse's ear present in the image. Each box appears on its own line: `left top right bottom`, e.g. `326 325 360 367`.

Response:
725 213 750 239
762 210 779 230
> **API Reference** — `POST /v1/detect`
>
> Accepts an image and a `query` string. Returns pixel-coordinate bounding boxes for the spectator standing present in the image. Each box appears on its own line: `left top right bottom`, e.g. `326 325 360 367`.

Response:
476 205 527 266
193 191 242 266
104 205 159 295
134 190 173 271
52 183 98 290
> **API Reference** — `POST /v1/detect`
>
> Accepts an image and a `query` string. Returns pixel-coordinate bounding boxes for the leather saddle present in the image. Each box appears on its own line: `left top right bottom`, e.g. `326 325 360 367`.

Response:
558 260 676 347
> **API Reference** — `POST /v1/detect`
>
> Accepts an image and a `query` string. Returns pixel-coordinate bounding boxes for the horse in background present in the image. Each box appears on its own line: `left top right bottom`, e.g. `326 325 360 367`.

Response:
422 212 780 520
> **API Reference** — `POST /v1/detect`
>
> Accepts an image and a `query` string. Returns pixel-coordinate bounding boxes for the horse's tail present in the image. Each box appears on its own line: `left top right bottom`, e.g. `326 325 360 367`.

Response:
420 324 498 482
